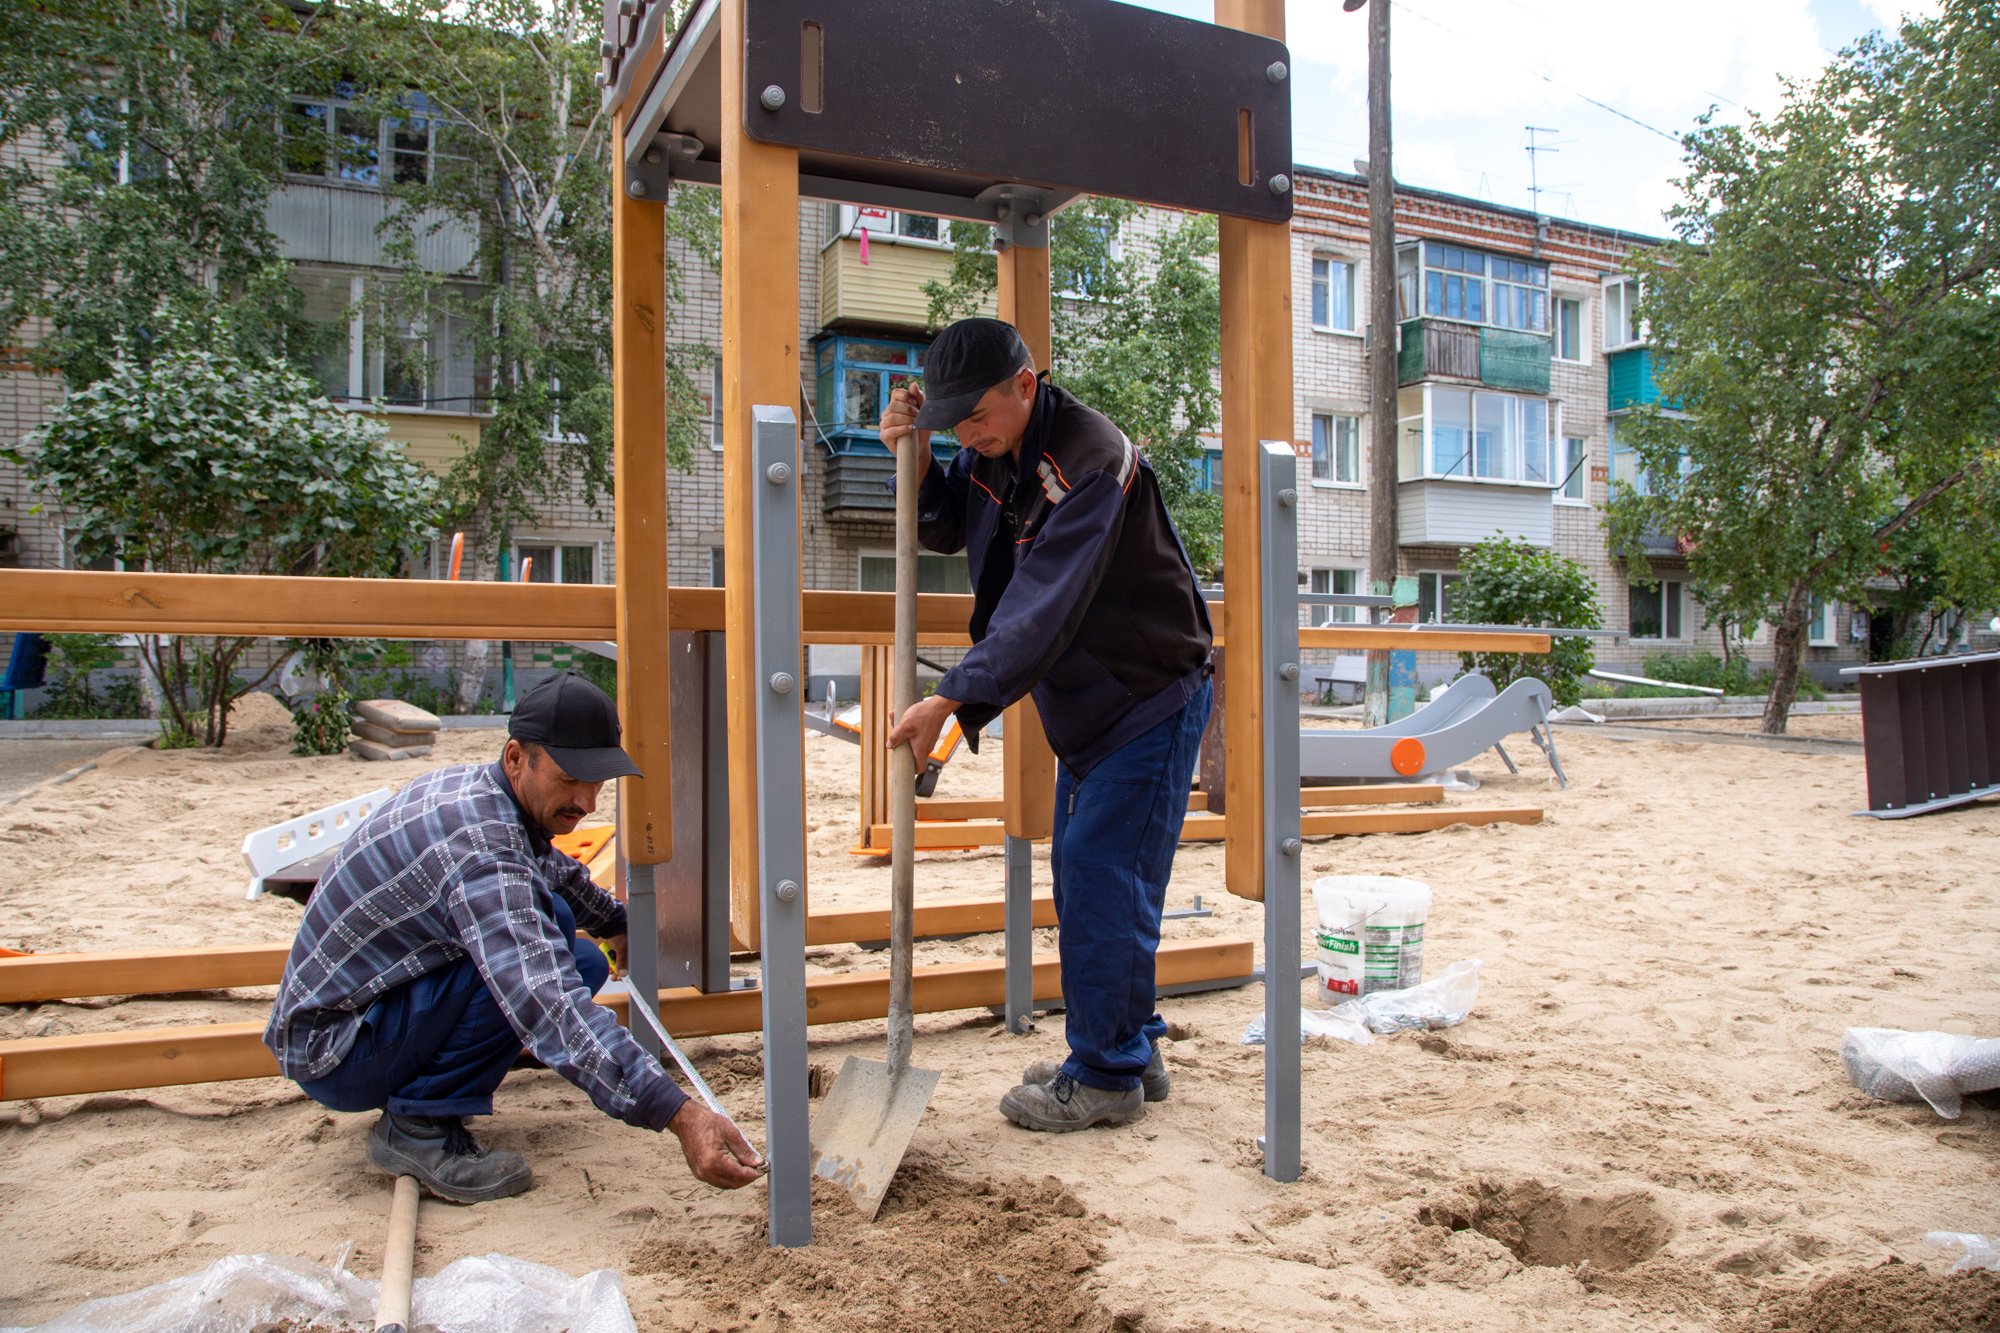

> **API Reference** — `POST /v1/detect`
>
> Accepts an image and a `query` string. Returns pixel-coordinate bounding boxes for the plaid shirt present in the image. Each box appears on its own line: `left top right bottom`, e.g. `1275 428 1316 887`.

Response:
263 762 686 1131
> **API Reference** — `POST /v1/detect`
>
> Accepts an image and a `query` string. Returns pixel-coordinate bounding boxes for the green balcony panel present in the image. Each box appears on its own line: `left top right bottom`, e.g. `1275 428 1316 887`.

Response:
1479 327 1551 395
1608 347 1669 412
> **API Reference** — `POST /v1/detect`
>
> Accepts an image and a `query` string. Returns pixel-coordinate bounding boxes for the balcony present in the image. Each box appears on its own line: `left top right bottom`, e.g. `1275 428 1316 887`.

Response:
268 182 477 272
1397 318 1551 395
357 408 482 475
818 440 958 520
1397 478 1553 548
1607 346 1670 412
819 237 996 333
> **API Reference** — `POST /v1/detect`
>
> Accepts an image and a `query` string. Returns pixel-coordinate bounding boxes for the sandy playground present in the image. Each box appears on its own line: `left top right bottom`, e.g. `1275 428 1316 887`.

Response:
1 691 1997 1331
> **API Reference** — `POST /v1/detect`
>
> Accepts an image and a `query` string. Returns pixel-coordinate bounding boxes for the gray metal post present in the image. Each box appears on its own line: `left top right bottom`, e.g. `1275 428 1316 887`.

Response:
625 861 661 1058
752 405 811 1247
1003 834 1035 1034
1258 439 1303 1184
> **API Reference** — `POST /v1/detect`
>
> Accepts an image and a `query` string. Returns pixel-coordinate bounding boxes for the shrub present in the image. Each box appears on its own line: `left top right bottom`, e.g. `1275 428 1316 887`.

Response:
1454 536 1602 706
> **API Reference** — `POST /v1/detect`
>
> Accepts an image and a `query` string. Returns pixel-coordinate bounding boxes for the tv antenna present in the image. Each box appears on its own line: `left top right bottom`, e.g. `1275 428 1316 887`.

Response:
1525 125 1563 214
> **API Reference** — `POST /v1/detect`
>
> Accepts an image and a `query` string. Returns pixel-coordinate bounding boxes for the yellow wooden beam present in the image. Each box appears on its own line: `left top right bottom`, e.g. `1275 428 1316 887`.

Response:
612 98 675 863
0 944 289 1005
0 939 1254 1101
872 801 1536 848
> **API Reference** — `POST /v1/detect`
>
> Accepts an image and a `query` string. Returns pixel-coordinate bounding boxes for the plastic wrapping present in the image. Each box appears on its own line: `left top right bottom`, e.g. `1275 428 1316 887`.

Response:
1925 1233 2000 1274
1244 959 1482 1046
0 1249 637 1333
1840 1027 2000 1119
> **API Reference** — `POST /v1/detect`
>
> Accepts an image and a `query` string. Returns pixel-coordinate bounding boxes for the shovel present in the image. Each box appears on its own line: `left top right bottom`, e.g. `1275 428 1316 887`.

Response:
807 397 942 1220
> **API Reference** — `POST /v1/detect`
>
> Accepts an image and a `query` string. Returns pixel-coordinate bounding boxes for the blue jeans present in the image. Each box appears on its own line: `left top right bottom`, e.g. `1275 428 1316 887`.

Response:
1051 678 1212 1092
299 896 610 1120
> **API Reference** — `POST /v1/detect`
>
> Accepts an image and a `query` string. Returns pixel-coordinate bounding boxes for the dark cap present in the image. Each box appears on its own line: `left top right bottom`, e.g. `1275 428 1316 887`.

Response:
913 317 1034 430
508 671 643 782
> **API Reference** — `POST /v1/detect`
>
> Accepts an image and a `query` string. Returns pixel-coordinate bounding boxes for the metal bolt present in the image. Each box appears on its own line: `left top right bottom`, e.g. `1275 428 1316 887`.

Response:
1269 173 1292 196
594 71 608 88
1024 212 1043 228
600 40 616 58
1277 487 1297 508
618 0 636 12
644 146 662 164
1279 662 1300 682
1281 838 1302 857
627 178 647 198
775 879 801 904
760 84 787 111
766 460 792 485
770 671 796 695
1266 60 1289 83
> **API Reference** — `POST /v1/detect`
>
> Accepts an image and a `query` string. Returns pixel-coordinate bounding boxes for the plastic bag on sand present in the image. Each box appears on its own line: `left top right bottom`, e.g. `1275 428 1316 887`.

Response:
1244 959 1482 1046
1839 1027 2000 1119
1926 1233 2000 1274
0 1249 637 1333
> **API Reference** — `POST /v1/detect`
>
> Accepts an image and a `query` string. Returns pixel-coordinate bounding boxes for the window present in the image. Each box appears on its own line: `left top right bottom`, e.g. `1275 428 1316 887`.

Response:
1056 216 1121 300
858 552 972 596
709 547 726 587
1201 448 1223 494
1629 580 1684 640
1418 572 1466 625
1310 413 1361 486
515 541 597 585
1558 436 1588 503
1555 297 1584 362
1299 567 1360 627
811 336 926 440
1420 384 1554 484
1607 416 1688 496
1603 277 1644 351
280 91 464 188
1398 242 1546 332
825 204 950 248
293 271 488 411
1808 596 1838 647
1310 257 1356 332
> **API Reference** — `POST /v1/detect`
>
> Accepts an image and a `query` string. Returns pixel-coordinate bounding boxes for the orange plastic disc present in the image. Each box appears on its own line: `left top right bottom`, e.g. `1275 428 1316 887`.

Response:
1389 736 1426 777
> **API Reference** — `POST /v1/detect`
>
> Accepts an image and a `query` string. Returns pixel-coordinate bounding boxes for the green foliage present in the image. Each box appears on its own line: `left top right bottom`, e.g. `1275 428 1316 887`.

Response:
1616 652 1827 702
339 640 487 716
1605 1 2000 732
0 0 335 384
1452 537 1601 706
286 641 351 756
24 330 440 746
30 635 143 720
575 650 618 703
922 200 1224 574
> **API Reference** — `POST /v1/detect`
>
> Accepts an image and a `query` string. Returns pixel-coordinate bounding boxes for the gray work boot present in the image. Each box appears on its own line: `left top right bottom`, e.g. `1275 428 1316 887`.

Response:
367 1112 533 1204
1000 1072 1145 1132
1023 1039 1170 1103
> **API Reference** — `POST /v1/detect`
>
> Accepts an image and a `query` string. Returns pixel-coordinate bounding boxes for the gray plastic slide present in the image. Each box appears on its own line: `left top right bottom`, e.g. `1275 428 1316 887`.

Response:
1300 673 1568 787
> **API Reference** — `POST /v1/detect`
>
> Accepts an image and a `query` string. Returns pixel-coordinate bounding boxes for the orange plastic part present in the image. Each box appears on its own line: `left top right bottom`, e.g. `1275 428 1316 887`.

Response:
1389 736 1426 777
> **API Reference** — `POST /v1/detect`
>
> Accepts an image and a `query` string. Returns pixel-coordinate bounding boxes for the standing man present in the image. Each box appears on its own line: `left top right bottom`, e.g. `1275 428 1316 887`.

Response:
881 317 1214 1133
264 672 763 1201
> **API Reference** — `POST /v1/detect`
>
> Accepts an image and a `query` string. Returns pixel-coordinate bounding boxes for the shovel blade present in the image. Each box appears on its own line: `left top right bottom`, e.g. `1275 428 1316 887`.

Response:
808 1054 942 1220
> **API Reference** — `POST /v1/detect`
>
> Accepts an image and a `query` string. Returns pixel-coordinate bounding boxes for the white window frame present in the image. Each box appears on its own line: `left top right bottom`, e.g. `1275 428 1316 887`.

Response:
822 204 953 252
1417 570 1467 626
295 270 488 414
1807 596 1839 647
1556 435 1589 505
1554 295 1588 364
1602 276 1645 352
1299 566 1362 627
1397 241 1549 333
512 539 600 586
1310 255 1357 333
1629 580 1685 641
279 92 461 190
1415 383 1558 487
1309 411 1363 488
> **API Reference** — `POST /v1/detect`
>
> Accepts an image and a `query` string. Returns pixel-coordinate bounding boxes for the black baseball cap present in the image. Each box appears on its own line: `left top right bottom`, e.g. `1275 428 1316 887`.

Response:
508 671 643 782
913 317 1034 430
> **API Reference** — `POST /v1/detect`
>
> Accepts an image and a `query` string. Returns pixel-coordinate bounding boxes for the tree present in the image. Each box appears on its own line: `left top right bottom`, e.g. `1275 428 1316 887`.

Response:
14 331 440 746
1607 1 2000 733
351 0 718 708
1453 537 1601 706
924 200 1225 574
0 0 335 385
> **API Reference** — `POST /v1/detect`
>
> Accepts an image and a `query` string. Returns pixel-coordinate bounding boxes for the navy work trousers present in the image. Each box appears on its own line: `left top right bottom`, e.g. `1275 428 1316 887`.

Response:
299 896 609 1120
1051 678 1213 1092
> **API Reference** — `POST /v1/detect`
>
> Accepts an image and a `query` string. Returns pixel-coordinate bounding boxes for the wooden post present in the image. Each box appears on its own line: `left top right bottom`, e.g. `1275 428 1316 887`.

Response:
857 643 892 848
996 241 1058 840
1215 0 1294 903
612 106 674 863
720 0 802 949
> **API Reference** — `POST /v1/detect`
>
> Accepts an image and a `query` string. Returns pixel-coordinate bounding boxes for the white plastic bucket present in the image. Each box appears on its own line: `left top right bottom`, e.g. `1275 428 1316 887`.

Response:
1312 875 1432 998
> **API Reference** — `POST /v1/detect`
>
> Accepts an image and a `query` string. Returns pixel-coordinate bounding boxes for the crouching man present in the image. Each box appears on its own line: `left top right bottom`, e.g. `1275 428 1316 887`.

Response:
263 671 763 1201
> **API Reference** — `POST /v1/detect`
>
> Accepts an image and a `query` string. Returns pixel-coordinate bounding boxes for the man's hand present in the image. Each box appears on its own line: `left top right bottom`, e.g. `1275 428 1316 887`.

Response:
604 933 628 979
887 693 960 776
878 383 930 457
667 1101 767 1189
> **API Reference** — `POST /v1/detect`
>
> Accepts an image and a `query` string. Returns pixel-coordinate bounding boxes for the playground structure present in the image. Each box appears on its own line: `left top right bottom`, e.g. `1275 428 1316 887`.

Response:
1297 672 1569 788
0 0 1555 1250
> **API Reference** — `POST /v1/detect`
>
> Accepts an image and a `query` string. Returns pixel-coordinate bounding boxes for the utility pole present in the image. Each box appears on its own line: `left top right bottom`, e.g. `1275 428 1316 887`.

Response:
1352 0 1398 725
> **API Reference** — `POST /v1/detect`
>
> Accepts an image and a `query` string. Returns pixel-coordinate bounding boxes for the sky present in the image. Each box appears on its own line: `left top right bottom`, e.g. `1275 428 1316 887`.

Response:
1126 0 1942 237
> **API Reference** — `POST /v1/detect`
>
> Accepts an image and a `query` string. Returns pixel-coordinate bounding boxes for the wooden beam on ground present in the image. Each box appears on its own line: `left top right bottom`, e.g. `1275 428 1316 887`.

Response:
0 944 289 1005
720 0 802 952
918 783 1442 823
805 894 1058 947
612 99 675 864
0 939 1253 1101
1216 0 1293 903
873 801 1537 848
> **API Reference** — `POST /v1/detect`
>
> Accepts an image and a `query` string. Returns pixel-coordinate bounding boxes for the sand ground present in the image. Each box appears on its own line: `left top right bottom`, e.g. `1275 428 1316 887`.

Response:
1 691 1996 1331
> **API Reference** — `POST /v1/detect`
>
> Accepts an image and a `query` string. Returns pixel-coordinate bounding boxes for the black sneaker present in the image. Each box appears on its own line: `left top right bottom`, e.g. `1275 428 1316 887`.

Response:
366 1112 533 1204
1023 1039 1170 1103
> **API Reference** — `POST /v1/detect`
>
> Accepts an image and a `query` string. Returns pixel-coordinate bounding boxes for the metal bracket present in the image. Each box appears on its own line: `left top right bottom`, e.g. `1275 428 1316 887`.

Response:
626 133 704 202
978 184 1052 252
